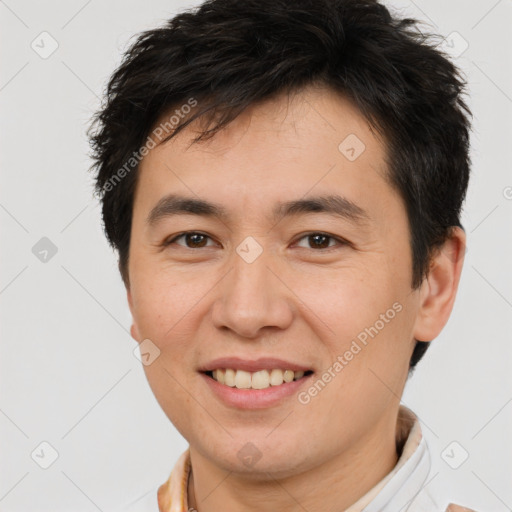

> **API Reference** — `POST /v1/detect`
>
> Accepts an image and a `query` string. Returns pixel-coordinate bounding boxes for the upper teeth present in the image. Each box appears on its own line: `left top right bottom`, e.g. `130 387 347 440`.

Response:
211 369 306 389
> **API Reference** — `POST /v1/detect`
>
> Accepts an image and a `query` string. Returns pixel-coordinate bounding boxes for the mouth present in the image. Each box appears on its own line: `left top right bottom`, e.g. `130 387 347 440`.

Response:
202 368 314 390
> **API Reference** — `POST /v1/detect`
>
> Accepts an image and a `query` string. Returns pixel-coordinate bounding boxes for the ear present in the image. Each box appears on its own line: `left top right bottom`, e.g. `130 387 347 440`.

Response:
413 227 466 342
127 287 142 343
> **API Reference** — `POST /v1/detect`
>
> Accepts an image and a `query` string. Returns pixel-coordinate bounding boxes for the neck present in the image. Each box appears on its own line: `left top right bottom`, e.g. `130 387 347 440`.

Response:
187 412 400 512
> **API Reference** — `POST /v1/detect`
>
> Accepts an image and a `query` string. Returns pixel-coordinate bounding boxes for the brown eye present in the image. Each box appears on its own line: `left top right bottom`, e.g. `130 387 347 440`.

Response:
185 233 208 248
165 232 214 248
295 232 343 250
308 234 331 249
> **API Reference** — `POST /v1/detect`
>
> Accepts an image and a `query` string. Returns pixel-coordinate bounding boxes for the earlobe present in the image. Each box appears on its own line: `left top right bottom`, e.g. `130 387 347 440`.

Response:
130 323 141 343
413 227 466 342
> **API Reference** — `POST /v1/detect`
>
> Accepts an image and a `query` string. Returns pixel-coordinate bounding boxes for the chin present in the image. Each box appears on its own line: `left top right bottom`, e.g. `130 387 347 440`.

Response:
197 436 313 477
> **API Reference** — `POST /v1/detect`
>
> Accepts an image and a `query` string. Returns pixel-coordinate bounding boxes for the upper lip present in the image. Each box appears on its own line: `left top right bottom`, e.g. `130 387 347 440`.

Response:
199 357 313 373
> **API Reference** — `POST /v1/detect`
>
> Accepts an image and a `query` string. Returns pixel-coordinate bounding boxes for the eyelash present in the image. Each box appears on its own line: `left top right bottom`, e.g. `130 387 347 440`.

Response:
162 231 348 251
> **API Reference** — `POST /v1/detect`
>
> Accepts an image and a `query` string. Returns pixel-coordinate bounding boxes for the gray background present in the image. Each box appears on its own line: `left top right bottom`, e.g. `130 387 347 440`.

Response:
1 0 511 510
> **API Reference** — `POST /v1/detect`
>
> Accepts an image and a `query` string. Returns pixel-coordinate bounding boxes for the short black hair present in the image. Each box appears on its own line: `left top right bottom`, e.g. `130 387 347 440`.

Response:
88 0 472 370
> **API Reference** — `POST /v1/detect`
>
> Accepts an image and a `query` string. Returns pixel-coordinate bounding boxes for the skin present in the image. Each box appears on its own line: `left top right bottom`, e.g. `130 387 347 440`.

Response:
126 84 466 512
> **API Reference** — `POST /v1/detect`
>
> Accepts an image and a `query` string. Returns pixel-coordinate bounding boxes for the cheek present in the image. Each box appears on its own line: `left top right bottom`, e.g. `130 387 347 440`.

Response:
130 263 195 334
296 263 394 333
130 269 220 382
141 361 197 442
296 260 412 374
132 273 204 432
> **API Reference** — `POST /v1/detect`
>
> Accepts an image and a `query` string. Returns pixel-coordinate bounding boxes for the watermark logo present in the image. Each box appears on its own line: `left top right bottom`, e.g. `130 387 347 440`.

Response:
32 237 58 263
236 236 264 264
441 441 469 469
237 442 263 467
133 338 161 366
440 31 469 59
338 134 366 161
31 441 59 469
31 31 59 59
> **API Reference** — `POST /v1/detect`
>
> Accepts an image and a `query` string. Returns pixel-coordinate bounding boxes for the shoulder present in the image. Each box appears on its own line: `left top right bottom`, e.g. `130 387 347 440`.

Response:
445 504 479 512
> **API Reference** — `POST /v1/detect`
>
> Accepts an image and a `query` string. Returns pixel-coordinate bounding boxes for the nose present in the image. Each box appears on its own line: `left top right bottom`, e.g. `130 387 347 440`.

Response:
211 245 294 339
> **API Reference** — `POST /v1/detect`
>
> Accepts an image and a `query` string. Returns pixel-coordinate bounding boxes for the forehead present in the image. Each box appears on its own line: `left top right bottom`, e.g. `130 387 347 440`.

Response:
134 85 398 227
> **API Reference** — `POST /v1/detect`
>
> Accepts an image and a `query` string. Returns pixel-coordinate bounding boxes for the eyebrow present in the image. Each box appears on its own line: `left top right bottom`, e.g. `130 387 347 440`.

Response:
146 193 370 227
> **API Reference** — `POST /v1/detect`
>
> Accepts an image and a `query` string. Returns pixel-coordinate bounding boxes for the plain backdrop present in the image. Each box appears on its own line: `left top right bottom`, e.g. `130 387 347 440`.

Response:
1 0 511 510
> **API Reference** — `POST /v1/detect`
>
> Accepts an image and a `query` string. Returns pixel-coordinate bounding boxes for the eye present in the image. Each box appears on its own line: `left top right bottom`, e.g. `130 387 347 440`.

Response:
163 231 347 251
294 232 346 250
164 231 216 249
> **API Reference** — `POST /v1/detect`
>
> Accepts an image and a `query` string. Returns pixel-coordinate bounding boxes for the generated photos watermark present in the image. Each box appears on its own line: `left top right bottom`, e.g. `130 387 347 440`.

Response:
102 97 198 194
297 301 403 404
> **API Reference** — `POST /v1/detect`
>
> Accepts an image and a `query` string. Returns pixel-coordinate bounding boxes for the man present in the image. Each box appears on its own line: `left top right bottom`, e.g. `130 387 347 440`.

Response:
88 0 476 510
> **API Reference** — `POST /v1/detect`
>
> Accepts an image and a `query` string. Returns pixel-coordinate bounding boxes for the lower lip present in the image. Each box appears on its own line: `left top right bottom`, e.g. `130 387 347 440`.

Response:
200 372 313 409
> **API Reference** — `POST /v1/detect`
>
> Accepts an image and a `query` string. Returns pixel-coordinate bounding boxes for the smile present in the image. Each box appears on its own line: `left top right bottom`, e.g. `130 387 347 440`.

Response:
205 368 313 389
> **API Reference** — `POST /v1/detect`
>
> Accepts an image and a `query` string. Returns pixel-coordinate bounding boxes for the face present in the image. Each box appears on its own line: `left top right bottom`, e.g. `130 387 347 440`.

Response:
127 85 424 477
